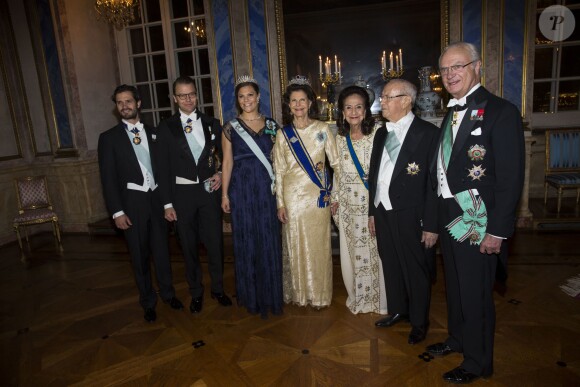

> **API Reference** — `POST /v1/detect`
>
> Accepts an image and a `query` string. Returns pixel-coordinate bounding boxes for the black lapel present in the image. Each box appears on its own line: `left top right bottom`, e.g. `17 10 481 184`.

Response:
170 114 197 165
450 88 489 165
116 123 142 176
198 112 213 164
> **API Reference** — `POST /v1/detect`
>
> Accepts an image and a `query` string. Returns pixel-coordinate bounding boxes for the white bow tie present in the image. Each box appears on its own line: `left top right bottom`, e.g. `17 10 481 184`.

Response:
386 122 402 133
447 97 467 108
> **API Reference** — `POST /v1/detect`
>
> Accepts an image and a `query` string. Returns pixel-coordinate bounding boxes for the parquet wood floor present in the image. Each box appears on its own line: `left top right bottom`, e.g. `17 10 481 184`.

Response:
1 230 579 386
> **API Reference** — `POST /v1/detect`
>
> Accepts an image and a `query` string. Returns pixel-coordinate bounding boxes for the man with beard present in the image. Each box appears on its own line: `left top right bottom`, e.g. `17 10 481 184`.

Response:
98 84 183 323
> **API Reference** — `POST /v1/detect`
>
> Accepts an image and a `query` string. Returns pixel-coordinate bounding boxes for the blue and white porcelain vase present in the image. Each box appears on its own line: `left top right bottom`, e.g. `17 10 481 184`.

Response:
415 66 440 118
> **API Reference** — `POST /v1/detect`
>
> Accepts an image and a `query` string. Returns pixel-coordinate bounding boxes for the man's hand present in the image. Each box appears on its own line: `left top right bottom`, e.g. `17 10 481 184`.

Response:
368 216 376 238
421 231 438 249
165 208 177 222
114 214 132 230
480 233 502 255
277 208 288 224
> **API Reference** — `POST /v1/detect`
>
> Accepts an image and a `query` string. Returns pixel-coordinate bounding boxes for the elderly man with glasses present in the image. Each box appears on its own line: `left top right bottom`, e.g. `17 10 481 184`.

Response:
426 42 525 384
368 79 440 346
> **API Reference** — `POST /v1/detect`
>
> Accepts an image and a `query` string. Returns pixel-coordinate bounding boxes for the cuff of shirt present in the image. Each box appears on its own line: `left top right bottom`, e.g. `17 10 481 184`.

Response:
487 233 506 240
112 211 124 219
164 203 173 210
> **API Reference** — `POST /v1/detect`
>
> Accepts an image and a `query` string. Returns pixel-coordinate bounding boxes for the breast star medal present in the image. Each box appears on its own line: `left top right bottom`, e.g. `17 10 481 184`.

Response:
406 162 420 175
468 164 486 181
208 146 215 167
467 144 486 161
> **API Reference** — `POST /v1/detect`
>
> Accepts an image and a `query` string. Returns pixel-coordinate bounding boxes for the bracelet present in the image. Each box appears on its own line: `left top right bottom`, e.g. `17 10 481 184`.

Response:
222 195 229 199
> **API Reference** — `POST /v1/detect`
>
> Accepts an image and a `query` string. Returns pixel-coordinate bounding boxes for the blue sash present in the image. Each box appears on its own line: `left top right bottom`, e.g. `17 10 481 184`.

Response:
346 134 368 190
282 124 331 208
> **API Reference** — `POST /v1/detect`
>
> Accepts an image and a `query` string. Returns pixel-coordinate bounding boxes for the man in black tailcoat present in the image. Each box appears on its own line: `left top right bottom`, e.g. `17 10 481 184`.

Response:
368 79 439 346
425 42 525 384
98 85 183 323
157 76 232 314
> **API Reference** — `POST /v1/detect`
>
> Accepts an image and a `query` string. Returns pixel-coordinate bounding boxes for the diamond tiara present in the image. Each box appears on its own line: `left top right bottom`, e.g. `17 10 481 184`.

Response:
288 75 311 86
235 75 258 87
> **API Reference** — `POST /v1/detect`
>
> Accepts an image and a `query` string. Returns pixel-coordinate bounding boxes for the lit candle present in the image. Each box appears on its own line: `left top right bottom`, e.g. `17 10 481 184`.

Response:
396 55 399 72
319 55 322 75
389 52 394 71
339 61 341 79
334 55 338 74
399 48 403 70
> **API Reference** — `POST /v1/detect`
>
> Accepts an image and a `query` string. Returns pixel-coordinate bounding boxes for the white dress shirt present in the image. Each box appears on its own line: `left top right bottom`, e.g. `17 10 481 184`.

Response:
374 111 414 211
113 120 157 219
436 83 481 198
181 110 205 151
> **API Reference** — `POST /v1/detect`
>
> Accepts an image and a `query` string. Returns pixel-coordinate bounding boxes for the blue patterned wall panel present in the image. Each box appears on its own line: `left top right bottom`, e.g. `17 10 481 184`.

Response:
462 0 482 51
248 0 271 117
212 0 236 122
36 0 73 148
503 0 525 112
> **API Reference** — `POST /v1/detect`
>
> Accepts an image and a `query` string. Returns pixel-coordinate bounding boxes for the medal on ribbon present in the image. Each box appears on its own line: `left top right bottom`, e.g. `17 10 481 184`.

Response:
133 135 141 145
467 144 486 161
470 109 484 121
446 189 487 245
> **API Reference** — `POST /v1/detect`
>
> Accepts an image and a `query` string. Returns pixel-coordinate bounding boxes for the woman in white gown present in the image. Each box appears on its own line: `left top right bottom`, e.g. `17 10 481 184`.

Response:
332 86 387 315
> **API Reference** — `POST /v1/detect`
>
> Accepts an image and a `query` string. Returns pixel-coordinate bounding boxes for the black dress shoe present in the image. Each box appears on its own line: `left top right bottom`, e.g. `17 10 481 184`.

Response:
211 292 232 306
442 366 480 384
190 297 203 313
375 313 409 327
408 326 427 345
144 308 156 322
426 342 455 356
164 297 184 310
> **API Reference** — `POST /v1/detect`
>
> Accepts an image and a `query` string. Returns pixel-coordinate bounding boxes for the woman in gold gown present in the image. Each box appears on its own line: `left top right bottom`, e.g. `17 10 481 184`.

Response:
331 86 387 315
273 76 339 308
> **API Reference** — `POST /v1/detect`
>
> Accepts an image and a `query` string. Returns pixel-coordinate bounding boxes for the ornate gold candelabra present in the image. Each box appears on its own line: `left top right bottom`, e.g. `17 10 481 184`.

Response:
318 55 342 121
380 49 404 81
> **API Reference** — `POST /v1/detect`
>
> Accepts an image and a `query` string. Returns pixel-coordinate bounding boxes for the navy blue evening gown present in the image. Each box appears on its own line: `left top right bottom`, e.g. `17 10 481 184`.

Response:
223 117 283 318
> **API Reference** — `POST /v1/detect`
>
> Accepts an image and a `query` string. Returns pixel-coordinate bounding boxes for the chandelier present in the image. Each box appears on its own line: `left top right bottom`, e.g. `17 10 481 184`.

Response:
95 0 140 30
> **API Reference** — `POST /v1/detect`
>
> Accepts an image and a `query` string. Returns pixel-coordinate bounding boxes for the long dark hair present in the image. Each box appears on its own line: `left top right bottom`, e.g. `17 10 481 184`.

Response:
234 81 260 115
336 86 374 136
282 83 319 125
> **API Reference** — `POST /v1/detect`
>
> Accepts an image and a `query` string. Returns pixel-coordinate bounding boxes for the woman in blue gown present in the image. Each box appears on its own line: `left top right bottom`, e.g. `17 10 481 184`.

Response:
221 76 283 318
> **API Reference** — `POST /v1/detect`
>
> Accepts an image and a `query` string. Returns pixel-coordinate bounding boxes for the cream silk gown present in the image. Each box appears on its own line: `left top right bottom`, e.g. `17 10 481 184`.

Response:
273 120 339 307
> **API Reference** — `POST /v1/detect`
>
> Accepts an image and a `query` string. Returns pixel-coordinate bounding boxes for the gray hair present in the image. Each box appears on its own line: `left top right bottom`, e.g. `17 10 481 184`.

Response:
386 79 417 105
439 42 482 75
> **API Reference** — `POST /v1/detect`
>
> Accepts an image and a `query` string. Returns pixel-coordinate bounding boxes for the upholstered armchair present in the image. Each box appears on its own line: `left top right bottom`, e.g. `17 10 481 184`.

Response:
13 176 63 260
544 129 580 213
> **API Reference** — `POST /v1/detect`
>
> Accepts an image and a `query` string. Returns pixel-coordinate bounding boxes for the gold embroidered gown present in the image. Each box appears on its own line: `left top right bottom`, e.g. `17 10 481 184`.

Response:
333 129 388 315
273 120 339 307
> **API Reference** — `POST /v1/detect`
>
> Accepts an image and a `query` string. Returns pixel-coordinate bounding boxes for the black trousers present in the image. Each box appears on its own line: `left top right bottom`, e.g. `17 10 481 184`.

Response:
173 184 224 298
123 189 175 309
439 197 498 376
374 203 434 328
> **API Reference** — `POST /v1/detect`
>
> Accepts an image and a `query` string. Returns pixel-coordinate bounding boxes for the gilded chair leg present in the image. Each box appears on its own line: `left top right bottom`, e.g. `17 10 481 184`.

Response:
14 226 25 261
557 188 562 213
544 182 548 205
24 226 30 249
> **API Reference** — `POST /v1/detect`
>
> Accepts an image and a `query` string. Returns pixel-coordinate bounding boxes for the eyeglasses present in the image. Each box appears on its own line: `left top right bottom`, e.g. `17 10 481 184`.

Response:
439 61 475 75
379 94 406 102
175 92 197 101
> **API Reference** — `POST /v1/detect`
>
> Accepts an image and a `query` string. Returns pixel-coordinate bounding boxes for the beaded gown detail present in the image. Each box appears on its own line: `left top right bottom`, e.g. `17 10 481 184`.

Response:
333 129 388 314
223 118 283 318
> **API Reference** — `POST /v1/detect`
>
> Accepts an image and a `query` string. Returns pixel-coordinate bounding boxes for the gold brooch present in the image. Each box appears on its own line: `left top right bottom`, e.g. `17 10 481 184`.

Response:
406 162 420 175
